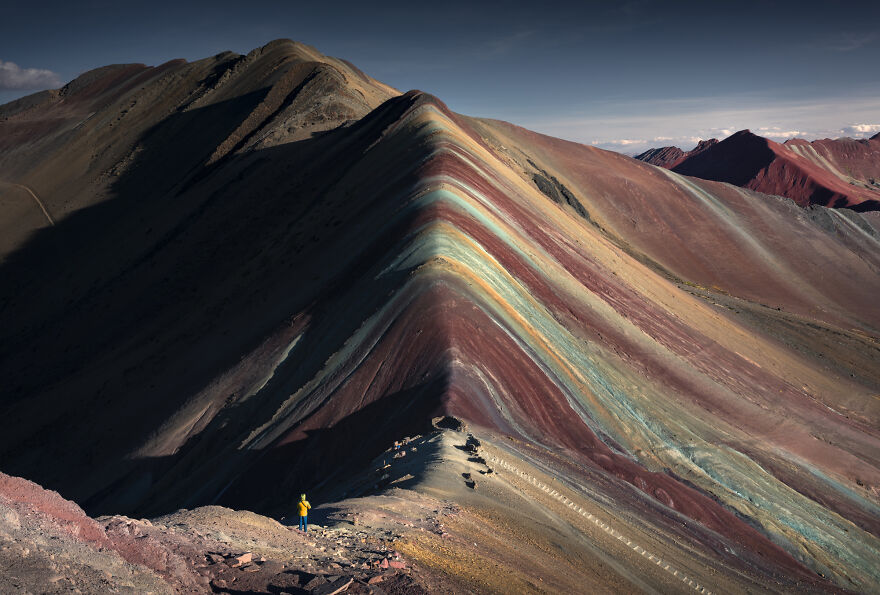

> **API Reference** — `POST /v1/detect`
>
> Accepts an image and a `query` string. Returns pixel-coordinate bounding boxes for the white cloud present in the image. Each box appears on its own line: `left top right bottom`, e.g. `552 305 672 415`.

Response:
841 123 880 137
517 94 880 154
0 60 61 90
648 135 705 145
757 127 805 139
711 128 735 138
591 134 715 155
592 138 646 146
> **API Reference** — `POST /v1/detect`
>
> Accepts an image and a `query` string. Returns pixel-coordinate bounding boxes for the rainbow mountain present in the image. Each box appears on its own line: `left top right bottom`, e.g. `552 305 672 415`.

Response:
1 40 879 592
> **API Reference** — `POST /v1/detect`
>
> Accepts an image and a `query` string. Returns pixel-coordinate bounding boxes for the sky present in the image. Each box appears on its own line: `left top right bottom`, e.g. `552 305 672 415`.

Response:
1 0 879 154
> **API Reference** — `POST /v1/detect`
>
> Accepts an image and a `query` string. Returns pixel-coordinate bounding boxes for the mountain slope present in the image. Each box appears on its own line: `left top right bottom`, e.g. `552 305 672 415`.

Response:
1 41 879 592
636 130 880 210
0 39 397 259
635 139 717 168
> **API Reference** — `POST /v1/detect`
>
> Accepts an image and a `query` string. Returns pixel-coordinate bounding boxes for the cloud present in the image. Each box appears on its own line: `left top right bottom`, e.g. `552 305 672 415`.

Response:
757 127 805 139
516 94 880 153
702 128 736 139
841 123 880 137
591 138 646 146
648 135 705 145
826 32 877 52
0 60 61 90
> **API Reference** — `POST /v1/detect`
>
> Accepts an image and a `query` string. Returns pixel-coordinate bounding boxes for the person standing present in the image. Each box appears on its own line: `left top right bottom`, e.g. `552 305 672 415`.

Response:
297 493 311 532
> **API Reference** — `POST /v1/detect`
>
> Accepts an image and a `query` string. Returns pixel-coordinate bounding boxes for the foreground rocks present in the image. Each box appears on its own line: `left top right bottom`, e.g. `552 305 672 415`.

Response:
0 471 429 594
0 472 170 593
1 426 856 594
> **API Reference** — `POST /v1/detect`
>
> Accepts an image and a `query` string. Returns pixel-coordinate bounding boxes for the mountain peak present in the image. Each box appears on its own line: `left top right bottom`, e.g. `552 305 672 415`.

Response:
634 138 718 168
633 146 685 167
724 128 770 145
250 38 324 62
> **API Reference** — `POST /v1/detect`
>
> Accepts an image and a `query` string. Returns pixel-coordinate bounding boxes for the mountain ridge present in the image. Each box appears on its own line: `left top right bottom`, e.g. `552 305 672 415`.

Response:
1 40 880 591
636 129 880 210
0 38 398 257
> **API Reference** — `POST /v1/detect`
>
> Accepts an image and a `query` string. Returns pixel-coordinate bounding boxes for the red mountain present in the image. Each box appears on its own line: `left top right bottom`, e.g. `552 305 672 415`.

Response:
635 138 717 168
632 145 685 167
637 130 880 210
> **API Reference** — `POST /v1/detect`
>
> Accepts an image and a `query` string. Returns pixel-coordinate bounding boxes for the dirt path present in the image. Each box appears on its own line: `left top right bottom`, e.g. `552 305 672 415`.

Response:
486 453 714 594
350 429 720 593
2 180 55 226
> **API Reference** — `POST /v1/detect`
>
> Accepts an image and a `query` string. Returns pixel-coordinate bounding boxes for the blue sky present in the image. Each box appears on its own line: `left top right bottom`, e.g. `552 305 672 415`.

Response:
2 0 878 153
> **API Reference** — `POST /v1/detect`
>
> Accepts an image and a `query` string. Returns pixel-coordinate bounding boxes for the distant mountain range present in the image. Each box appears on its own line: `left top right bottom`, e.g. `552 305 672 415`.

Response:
1 39 879 593
636 130 880 210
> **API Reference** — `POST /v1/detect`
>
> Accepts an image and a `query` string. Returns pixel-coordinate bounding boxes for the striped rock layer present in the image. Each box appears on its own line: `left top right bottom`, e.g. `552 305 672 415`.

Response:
1 41 879 591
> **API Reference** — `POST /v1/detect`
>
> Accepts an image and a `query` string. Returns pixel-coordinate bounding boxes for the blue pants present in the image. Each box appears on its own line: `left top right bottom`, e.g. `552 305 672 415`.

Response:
299 515 308 531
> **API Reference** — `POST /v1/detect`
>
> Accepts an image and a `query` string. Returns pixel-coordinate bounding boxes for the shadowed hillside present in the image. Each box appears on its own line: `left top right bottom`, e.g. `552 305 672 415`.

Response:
2 40 880 593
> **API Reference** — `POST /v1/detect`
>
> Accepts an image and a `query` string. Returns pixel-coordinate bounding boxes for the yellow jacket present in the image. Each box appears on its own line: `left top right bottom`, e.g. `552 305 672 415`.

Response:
297 500 311 516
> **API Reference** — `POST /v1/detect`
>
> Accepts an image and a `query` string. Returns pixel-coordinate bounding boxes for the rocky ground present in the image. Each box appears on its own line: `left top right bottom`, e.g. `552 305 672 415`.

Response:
0 420 855 594
1 461 443 594
1 420 541 594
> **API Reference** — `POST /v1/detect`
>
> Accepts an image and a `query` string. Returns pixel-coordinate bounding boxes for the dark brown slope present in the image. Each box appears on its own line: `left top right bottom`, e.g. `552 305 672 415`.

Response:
0 39 396 259
672 130 777 185
633 145 685 167
636 130 880 210
0 91 429 514
634 138 717 168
